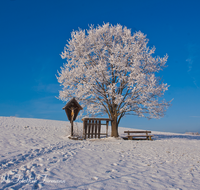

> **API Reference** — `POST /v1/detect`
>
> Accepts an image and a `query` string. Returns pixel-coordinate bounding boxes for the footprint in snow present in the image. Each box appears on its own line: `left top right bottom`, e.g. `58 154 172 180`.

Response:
112 163 118 166
38 158 43 162
91 177 98 180
49 160 57 164
44 167 49 172
106 169 116 173
34 149 40 153
110 175 116 179
19 165 27 171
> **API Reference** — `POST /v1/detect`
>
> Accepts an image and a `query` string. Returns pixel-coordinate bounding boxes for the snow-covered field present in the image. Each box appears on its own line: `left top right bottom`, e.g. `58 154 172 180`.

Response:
0 116 200 190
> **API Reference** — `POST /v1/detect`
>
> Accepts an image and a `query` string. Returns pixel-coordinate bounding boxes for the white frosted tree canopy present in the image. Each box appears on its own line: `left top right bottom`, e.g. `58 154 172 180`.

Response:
57 23 171 137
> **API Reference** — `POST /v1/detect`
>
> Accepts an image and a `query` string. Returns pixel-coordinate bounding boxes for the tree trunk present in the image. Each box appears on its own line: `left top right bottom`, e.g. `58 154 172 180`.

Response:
111 116 119 137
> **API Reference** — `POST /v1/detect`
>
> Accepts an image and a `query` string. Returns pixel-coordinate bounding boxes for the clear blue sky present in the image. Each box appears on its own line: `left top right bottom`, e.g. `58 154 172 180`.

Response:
0 0 200 133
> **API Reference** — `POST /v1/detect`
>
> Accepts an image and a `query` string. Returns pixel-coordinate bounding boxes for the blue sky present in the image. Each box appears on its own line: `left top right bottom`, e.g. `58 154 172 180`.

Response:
0 0 200 133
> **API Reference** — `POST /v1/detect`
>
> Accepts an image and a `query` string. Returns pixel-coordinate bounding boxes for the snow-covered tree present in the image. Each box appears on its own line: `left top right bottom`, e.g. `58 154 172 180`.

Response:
57 23 171 137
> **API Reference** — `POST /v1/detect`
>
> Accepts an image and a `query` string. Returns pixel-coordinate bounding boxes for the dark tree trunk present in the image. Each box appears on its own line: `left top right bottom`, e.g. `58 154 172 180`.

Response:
111 116 119 137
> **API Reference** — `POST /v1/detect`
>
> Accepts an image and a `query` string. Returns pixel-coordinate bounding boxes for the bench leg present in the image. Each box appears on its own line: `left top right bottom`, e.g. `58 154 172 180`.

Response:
128 136 132 140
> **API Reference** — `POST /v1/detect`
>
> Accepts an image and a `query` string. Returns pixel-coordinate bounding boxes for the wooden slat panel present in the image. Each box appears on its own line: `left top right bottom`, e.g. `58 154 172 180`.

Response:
82 118 112 139
84 121 87 139
98 120 101 138
94 120 97 138
88 120 91 138
106 121 109 138
91 120 94 138
83 120 85 139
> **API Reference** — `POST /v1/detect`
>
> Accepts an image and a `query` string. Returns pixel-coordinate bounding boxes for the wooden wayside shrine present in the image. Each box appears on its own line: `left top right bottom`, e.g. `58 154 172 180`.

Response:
63 97 83 137
82 118 112 139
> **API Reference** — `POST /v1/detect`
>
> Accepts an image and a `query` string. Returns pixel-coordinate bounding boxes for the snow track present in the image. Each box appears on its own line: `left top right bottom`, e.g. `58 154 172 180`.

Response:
0 142 81 175
0 139 85 190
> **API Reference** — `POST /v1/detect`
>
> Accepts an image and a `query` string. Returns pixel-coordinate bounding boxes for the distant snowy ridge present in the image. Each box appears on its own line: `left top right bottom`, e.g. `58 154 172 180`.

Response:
185 132 199 135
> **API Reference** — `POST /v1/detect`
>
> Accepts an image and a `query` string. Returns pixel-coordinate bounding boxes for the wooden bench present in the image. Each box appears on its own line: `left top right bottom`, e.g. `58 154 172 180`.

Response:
124 130 154 140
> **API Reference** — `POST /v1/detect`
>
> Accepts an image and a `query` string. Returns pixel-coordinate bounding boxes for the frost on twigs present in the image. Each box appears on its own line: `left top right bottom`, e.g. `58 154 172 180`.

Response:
57 23 172 137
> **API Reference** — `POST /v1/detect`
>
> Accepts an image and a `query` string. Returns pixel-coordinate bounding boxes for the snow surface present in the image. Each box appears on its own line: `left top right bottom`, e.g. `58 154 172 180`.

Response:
0 116 200 190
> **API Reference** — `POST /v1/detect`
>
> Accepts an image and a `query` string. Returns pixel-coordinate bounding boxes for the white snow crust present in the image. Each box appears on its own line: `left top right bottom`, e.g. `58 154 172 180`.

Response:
0 116 200 190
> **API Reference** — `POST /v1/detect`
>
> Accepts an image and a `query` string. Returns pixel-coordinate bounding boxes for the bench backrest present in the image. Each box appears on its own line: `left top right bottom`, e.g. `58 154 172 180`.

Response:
124 130 151 133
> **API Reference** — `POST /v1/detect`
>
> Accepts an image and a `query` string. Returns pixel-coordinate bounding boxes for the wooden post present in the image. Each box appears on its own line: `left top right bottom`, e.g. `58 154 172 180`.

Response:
91 120 94 138
95 120 97 138
83 120 85 139
71 120 73 136
88 120 91 138
127 131 131 140
84 120 87 139
106 121 109 138
70 107 75 137
98 120 101 138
